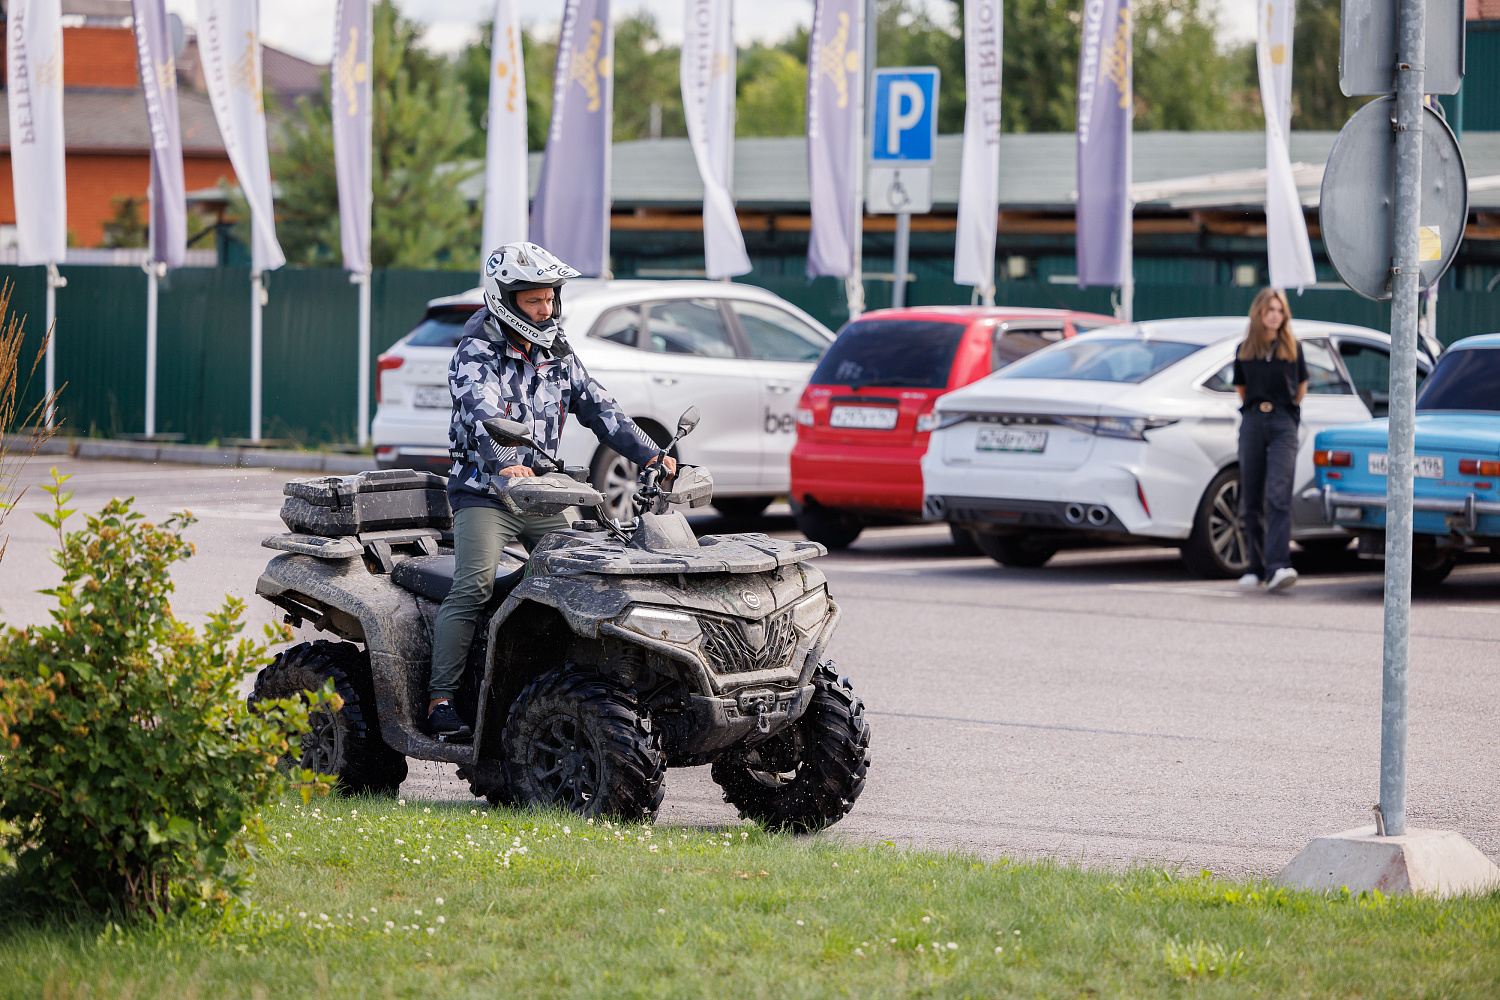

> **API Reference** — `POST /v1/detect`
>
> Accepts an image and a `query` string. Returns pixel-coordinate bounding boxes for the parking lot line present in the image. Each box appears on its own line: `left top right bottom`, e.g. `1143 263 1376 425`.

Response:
821 557 993 574
1110 584 1243 598
866 709 1207 742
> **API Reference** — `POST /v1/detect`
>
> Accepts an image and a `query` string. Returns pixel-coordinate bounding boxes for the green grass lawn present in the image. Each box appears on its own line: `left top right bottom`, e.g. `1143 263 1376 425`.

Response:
4 794 1498 998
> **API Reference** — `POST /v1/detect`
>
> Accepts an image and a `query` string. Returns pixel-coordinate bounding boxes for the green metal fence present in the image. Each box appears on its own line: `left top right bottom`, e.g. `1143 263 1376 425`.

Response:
4 263 1497 447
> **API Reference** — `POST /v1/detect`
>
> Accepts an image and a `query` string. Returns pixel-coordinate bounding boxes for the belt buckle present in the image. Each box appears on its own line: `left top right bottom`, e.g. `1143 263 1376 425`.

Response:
1258 401 1273 413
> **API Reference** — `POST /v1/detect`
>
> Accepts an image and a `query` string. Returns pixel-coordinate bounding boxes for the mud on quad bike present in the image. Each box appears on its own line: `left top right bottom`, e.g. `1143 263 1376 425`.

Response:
251 407 871 829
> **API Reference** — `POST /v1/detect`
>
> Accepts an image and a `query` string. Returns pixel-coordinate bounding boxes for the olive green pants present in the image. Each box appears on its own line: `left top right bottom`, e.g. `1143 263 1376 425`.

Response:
427 503 576 703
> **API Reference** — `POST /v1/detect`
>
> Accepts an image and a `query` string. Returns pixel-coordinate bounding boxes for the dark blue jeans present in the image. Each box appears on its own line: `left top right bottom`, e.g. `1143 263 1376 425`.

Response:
1238 408 1299 577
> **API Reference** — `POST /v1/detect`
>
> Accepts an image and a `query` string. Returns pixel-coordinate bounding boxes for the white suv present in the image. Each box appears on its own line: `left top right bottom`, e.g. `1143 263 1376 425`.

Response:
371 280 836 519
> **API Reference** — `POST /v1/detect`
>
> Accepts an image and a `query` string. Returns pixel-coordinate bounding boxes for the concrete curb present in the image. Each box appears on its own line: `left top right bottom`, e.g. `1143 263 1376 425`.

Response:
8 434 374 475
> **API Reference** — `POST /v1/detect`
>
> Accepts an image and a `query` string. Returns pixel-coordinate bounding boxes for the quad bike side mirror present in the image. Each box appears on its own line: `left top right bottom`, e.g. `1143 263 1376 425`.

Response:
675 406 701 438
482 418 536 449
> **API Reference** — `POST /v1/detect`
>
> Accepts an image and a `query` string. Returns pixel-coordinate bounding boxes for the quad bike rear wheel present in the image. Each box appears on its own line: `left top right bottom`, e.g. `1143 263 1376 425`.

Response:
711 662 871 832
250 640 408 796
502 666 665 820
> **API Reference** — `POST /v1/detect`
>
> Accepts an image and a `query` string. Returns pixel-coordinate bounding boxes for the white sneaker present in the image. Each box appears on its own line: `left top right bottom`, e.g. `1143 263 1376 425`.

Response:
1236 572 1261 588
1266 567 1299 591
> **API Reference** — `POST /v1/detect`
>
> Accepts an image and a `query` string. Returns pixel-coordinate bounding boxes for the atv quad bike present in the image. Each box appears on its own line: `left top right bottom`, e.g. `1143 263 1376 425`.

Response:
252 408 870 829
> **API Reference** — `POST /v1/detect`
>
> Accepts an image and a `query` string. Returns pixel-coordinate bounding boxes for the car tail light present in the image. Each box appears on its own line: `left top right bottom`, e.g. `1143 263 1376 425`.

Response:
915 410 940 433
1458 458 1500 476
376 354 404 403
796 408 815 427
1314 450 1352 467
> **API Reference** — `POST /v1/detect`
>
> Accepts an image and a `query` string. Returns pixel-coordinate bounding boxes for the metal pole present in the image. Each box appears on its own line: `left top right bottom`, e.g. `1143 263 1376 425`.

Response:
892 211 911 309
1120 201 1134 323
44 263 59 428
145 263 160 438
355 270 372 447
251 270 264 443
1379 0 1426 839
846 0 876 320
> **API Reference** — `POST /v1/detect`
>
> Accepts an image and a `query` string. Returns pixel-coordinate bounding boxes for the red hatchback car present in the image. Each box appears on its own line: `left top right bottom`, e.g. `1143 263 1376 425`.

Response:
790 306 1117 549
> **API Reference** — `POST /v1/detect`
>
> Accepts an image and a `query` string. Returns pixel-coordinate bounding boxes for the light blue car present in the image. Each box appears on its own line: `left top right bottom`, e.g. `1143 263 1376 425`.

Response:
1310 333 1500 585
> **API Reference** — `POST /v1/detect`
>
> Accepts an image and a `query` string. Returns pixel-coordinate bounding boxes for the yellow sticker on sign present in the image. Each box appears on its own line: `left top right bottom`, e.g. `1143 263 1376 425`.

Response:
1419 226 1442 262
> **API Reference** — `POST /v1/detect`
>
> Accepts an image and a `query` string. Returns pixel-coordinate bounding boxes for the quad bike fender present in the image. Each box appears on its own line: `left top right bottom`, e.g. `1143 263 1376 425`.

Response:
256 553 471 764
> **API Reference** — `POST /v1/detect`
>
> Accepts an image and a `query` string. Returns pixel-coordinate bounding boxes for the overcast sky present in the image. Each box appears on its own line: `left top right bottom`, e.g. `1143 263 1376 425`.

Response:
162 1 1256 65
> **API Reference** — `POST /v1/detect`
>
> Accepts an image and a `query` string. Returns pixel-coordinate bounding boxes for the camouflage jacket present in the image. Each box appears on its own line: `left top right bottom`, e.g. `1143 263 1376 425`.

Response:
447 309 661 507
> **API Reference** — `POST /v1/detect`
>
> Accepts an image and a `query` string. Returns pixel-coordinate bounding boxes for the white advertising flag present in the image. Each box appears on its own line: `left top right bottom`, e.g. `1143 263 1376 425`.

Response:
954 0 1002 291
482 0 529 254
1258 0 1315 291
681 0 750 279
7 0 67 266
196 0 285 272
332 0 373 274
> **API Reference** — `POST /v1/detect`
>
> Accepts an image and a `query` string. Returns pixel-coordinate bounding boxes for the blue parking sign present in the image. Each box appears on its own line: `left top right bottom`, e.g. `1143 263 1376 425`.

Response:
871 67 939 163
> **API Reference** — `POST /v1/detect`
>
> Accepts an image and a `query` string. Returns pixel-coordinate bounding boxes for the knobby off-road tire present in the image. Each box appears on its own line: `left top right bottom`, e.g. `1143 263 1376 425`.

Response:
711 663 871 833
456 759 515 809
502 666 665 821
1181 467 1248 579
974 532 1057 568
250 641 408 796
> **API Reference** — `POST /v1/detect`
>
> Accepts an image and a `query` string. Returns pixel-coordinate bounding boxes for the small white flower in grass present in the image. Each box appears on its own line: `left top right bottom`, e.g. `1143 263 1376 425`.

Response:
854 948 866 958
921 916 930 924
436 916 445 924
649 844 658 853
1014 930 1021 936
796 920 804 926
414 909 422 916
423 807 431 814
319 914 330 922
563 826 570 835
890 939 897 944
284 833 292 840
471 809 478 815
946 943 958 950
436 898 443 905
298 912 307 918
370 907 377 912
995 946 1003 954
916 945 925 953
657 908 666 915
385 921 395 929
741 832 748 838
427 927 436 935
398 799 406 806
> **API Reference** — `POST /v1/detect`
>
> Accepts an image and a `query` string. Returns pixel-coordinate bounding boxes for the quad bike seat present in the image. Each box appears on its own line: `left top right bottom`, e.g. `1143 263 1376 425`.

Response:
390 555 526 604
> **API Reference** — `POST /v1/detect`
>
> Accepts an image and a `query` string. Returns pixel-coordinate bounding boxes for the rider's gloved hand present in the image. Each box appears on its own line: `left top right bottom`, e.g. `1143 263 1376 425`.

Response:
647 454 677 478
500 466 535 477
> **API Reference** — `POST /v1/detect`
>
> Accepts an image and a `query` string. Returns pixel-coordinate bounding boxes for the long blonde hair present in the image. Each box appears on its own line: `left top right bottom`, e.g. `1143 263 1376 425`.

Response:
1237 287 1298 362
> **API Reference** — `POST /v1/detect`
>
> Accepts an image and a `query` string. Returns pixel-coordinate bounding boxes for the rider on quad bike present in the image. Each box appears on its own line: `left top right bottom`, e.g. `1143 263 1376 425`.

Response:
428 242 675 741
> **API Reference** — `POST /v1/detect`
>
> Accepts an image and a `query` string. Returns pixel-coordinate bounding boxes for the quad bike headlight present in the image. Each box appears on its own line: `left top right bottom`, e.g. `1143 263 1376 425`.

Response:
792 590 829 631
620 607 701 644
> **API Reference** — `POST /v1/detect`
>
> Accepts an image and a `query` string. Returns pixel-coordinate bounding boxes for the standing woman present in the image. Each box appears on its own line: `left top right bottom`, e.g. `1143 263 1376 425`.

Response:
1233 288 1308 590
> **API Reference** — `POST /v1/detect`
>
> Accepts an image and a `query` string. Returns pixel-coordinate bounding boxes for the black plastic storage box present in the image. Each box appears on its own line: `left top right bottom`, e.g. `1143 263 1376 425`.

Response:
281 470 452 536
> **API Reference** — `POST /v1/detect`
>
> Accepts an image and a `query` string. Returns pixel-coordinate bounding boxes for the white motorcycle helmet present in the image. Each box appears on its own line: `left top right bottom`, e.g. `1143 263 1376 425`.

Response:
481 242 581 349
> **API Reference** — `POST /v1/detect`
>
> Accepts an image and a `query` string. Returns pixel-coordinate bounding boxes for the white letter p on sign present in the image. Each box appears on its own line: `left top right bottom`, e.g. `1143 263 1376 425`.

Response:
887 81 926 155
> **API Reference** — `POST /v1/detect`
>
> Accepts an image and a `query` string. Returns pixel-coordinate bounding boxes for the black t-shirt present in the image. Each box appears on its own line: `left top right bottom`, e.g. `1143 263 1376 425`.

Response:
1233 341 1309 419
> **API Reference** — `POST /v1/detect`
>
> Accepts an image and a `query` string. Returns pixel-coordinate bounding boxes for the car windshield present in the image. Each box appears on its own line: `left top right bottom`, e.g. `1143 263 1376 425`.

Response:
998 337 1203 384
1416 347 1500 412
809 320 966 389
406 308 476 348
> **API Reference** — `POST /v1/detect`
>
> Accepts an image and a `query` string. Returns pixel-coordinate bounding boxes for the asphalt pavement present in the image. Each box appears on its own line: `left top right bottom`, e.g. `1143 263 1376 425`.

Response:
4 456 1497 879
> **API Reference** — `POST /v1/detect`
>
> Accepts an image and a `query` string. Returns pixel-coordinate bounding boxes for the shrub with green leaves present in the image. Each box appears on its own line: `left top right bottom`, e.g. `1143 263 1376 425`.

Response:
0 471 333 915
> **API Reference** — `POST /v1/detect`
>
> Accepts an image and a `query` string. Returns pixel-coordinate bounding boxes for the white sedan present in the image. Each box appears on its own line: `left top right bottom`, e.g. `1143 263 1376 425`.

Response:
371 280 835 519
920 317 1434 577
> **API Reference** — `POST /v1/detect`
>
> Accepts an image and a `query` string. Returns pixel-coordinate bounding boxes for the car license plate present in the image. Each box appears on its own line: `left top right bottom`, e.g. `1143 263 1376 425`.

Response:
1368 452 1443 478
830 405 898 430
975 427 1048 453
411 385 449 409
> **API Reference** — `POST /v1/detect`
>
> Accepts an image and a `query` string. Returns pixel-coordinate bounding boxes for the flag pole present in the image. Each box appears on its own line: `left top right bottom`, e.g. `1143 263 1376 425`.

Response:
44 262 65 428
355 270 371 447
144 193 161 438
251 269 264 443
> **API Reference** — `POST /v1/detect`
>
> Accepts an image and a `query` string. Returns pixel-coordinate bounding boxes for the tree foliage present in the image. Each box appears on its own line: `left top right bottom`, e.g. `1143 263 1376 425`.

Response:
1289 0 1366 129
0 473 333 916
261 0 478 269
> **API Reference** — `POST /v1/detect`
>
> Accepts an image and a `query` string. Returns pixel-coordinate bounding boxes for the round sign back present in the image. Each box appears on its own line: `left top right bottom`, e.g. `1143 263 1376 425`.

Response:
1319 96 1467 301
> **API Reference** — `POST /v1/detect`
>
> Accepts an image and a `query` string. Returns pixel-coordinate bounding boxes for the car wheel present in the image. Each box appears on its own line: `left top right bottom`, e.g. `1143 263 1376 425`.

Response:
589 447 640 522
973 532 1057 568
713 496 773 519
1182 467 1249 578
795 506 862 549
949 523 981 556
1412 546 1458 587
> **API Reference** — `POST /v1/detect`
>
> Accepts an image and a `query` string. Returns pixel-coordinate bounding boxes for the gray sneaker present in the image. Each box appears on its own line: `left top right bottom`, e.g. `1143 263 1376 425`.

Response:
1266 567 1299 591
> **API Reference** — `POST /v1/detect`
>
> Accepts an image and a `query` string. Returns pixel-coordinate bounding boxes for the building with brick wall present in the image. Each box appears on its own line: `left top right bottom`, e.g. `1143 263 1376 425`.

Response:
0 0 324 251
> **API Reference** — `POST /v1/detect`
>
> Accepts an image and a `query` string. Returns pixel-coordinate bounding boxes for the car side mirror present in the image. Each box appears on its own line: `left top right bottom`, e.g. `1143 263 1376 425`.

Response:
482 418 536 449
676 406 701 438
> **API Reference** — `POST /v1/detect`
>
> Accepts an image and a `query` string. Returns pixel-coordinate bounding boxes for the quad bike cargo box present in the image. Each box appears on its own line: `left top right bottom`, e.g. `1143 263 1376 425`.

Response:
281 470 452 537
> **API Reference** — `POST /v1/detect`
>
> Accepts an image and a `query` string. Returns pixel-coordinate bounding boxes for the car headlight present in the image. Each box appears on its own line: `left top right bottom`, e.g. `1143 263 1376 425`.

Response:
792 590 829 630
620 607 701 644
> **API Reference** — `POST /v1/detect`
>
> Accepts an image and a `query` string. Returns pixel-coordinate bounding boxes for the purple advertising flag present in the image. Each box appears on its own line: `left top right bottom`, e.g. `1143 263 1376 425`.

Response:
132 0 186 268
332 0 373 274
805 0 864 280
530 0 613 276
1075 0 1132 289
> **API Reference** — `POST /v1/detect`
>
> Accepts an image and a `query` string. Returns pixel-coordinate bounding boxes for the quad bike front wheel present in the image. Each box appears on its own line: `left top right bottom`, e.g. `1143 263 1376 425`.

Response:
250 640 408 796
711 662 871 832
501 666 665 820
